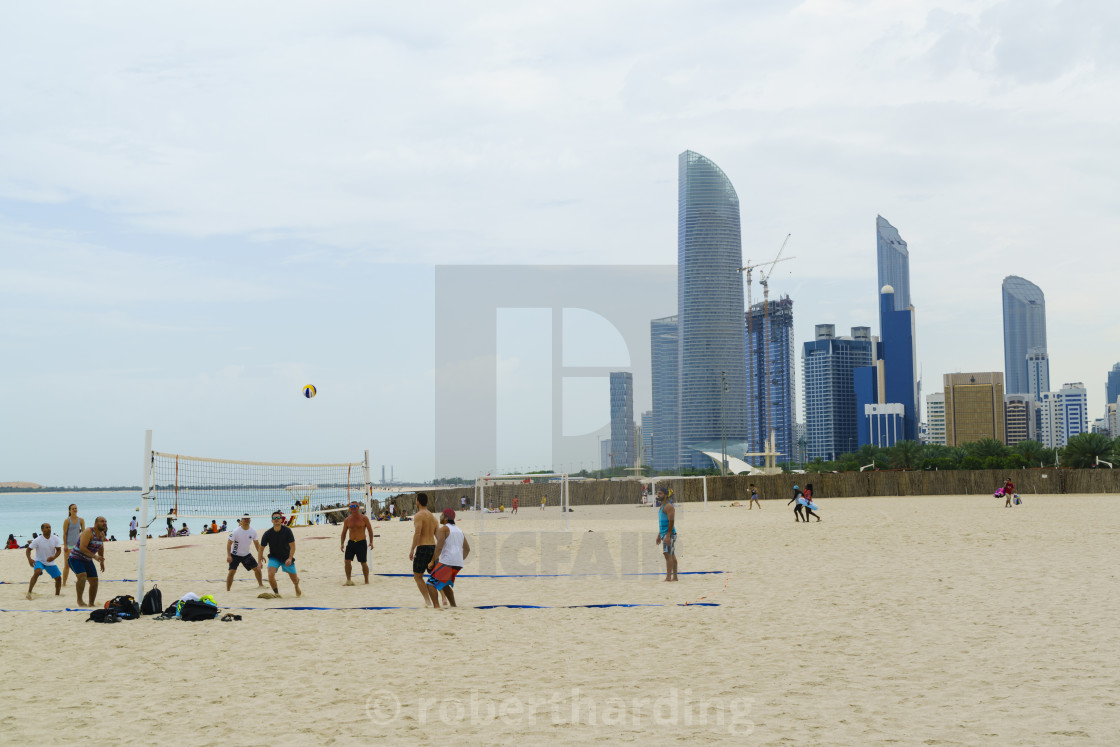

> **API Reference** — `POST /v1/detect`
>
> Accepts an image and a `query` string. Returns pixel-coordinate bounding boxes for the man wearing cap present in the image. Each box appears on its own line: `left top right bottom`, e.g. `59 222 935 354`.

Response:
226 514 264 591
341 501 374 585
425 509 470 608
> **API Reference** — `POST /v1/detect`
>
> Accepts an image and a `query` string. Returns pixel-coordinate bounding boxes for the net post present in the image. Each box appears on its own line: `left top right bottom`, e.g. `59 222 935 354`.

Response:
703 476 708 511
137 429 153 603
363 450 372 521
563 474 569 532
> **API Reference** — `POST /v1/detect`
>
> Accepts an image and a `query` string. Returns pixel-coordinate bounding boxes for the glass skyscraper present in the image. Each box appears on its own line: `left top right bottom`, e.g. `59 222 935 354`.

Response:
1002 276 1048 397
1107 363 1120 405
677 150 748 467
746 296 795 465
609 372 635 469
876 216 910 312
650 315 679 471
803 325 875 461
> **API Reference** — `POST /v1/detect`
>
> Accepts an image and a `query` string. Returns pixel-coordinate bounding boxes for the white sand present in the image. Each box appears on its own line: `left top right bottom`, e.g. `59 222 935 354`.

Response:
2 495 1118 744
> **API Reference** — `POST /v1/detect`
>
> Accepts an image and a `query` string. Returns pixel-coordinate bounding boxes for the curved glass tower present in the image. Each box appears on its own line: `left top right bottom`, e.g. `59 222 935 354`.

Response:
876 216 910 311
1002 276 1047 396
677 151 748 466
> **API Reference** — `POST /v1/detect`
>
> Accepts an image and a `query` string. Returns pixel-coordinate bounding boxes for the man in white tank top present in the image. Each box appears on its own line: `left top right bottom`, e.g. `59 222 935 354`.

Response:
425 509 470 608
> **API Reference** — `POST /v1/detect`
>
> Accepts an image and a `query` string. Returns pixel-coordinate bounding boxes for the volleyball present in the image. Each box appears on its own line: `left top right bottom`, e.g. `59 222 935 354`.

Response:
303 385 317 399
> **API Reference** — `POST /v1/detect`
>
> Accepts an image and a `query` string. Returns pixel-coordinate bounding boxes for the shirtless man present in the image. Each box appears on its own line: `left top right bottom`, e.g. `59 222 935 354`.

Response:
409 493 439 606
341 502 375 585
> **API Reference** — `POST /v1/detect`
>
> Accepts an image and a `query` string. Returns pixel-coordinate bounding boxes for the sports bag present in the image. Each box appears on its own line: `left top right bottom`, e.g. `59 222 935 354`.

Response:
105 595 141 620
178 599 220 621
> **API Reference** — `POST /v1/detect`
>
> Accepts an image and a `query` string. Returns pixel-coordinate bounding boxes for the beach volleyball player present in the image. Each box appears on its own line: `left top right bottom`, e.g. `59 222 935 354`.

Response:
655 486 678 582
426 509 470 608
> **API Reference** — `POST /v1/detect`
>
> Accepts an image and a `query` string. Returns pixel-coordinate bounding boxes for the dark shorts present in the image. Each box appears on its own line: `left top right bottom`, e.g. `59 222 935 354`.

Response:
413 545 435 574
345 539 368 563
68 556 97 578
228 553 258 571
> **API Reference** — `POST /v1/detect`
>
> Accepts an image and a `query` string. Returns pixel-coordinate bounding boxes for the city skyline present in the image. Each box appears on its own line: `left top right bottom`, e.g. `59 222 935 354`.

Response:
4 3 1120 485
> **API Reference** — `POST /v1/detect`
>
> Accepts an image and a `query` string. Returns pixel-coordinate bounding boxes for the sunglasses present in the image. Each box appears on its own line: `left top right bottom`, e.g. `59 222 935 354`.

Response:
272 516 283 521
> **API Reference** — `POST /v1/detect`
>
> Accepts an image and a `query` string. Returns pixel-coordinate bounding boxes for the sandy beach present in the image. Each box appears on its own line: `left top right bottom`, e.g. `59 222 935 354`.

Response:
1 494 1118 744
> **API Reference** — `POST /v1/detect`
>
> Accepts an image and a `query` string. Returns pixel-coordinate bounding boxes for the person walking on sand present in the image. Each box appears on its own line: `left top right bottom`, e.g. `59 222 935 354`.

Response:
226 514 264 591
426 509 470 608
788 485 805 522
410 493 439 606
1002 477 1016 508
26 523 63 599
654 486 678 582
61 504 85 587
802 483 821 522
341 501 374 585
129 516 138 541
68 516 107 607
259 511 301 597
748 484 761 510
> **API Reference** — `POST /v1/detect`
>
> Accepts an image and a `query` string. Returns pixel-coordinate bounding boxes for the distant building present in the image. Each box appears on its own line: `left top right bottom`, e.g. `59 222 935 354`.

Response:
1108 401 1118 439
925 392 946 445
1004 394 1038 447
650 315 679 471
876 216 911 312
803 325 875 461
600 439 612 471
745 296 795 466
855 285 918 447
865 403 906 448
944 372 1005 446
677 150 749 468
1002 276 1048 397
1037 383 1089 450
640 410 653 467
609 372 635 469
793 422 807 465
1026 347 1050 402
1108 363 1120 405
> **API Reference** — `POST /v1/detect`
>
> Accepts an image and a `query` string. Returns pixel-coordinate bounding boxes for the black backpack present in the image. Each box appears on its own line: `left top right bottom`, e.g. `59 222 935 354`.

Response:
107 595 141 620
178 599 220 621
140 586 163 616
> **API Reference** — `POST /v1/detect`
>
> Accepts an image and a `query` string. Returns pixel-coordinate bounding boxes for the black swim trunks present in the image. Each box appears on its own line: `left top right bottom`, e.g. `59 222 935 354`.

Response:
228 553 258 571
345 539 368 563
413 544 435 574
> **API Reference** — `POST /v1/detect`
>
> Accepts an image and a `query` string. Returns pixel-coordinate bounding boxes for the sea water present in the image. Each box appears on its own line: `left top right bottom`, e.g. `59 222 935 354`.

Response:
2 491 160 543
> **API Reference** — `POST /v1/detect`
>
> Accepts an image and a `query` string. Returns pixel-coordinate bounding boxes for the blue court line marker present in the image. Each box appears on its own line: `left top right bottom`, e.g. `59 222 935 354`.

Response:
2 602 719 613
3 571 727 584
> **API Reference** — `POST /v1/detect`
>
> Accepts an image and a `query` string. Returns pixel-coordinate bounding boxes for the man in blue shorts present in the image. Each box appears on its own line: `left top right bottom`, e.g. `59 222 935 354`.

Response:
258 511 301 597
26 522 63 599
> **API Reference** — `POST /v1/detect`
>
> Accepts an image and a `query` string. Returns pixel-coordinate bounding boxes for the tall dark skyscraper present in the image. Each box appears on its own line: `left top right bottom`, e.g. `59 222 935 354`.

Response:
1002 276 1048 397
1107 363 1120 405
609 372 635 469
876 216 910 312
677 150 748 467
746 296 795 465
650 315 679 471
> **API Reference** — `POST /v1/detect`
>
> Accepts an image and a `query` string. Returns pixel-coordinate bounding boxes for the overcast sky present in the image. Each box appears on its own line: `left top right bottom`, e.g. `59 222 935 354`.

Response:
2 1 1119 486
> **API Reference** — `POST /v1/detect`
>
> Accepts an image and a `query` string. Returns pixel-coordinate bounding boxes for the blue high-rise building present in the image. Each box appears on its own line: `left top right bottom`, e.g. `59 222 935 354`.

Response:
650 315 679 471
677 150 749 467
876 216 910 312
745 296 795 466
1002 276 1047 397
855 285 919 447
803 325 875 461
609 372 635 469
640 410 653 467
1107 363 1120 405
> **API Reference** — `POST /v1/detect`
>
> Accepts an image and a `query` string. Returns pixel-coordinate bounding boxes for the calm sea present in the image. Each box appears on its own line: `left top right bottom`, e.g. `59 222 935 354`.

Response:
3 490 180 543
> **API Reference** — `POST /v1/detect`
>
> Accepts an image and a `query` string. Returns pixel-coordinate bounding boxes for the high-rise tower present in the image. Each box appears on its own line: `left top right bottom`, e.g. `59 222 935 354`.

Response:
745 296 795 466
609 372 635 469
876 216 910 311
1002 276 1048 397
677 151 748 467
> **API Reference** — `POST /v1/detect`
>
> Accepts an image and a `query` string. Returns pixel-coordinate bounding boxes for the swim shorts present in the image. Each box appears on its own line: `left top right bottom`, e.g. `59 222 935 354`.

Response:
267 557 297 573
661 533 677 555
68 556 97 577
426 562 461 591
345 539 368 563
35 561 62 579
228 553 258 571
413 544 435 574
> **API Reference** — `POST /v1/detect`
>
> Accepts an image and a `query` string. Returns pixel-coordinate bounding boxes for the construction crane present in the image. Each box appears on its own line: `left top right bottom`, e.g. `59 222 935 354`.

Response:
738 234 794 465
